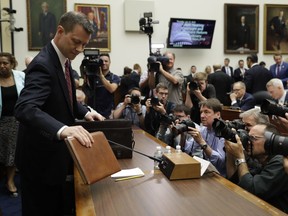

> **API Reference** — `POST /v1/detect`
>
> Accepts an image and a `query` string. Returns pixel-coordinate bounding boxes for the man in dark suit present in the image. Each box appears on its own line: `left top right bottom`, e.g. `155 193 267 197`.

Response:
230 81 255 111
269 53 288 89
221 58 234 80
266 78 288 105
244 54 273 94
233 59 248 82
38 2 56 46
208 64 233 106
15 11 104 216
269 10 286 50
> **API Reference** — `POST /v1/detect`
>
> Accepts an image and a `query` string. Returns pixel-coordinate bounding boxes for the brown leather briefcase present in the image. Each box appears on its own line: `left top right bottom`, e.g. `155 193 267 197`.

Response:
65 131 121 184
75 119 134 159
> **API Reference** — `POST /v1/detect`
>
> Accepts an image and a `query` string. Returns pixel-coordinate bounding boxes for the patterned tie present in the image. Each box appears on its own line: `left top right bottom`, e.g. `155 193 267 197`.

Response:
65 60 73 109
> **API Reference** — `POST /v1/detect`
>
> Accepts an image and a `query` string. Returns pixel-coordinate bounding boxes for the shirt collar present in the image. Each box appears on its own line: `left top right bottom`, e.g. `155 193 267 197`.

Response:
51 39 67 72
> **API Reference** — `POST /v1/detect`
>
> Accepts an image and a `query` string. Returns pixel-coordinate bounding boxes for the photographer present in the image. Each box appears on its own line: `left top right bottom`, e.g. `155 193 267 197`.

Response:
113 87 146 129
224 123 288 212
82 53 120 119
185 72 216 124
187 99 226 176
144 82 175 136
148 51 184 105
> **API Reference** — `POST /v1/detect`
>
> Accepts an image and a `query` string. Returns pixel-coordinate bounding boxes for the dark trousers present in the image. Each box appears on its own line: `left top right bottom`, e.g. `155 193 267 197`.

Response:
20 174 75 216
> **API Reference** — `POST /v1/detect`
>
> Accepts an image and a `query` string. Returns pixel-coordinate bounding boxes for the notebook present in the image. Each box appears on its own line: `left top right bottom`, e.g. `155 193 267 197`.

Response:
65 131 121 185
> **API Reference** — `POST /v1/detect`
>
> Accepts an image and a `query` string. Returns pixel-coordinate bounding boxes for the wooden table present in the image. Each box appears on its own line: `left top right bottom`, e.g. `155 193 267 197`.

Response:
74 129 287 216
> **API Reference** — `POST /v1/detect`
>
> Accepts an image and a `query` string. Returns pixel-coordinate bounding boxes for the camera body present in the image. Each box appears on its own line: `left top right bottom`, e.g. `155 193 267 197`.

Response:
147 55 169 72
189 81 200 91
80 48 103 76
212 118 249 149
264 131 288 156
159 113 177 125
130 94 141 105
172 119 195 136
151 97 159 106
261 99 288 118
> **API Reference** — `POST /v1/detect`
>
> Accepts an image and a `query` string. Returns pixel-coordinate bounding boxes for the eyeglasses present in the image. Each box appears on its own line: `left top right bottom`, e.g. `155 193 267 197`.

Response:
233 89 242 92
249 135 264 141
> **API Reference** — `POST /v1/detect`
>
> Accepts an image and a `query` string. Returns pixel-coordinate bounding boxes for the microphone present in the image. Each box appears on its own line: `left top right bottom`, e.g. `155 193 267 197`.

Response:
3 7 16 14
107 139 162 163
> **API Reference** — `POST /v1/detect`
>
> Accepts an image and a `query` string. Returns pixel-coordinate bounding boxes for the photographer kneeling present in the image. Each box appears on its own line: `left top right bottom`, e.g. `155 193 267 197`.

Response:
225 123 288 213
113 87 146 129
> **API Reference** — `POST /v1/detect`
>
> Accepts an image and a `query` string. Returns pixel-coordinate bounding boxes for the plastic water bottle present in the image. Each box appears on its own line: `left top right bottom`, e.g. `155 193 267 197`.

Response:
165 146 172 154
175 144 182 153
154 146 163 169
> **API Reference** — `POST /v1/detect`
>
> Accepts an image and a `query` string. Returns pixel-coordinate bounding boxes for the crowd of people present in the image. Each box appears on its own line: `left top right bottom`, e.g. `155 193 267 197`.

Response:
1 10 288 215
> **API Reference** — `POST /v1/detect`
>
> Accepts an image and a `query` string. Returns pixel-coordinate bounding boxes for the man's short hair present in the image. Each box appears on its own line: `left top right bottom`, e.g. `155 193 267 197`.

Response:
128 87 141 94
233 81 246 90
173 104 191 116
266 78 284 89
224 58 230 62
247 54 258 63
156 82 168 92
239 108 269 124
59 11 93 34
199 98 222 113
194 72 207 81
238 59 244 64
100 53 110 59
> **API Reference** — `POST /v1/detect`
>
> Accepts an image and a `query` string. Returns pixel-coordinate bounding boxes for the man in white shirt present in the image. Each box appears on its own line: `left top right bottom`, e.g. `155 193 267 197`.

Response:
266 78 288 105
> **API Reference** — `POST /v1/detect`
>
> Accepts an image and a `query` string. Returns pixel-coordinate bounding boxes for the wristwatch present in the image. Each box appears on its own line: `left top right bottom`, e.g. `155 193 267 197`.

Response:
235 158 246 166
201 144 208 150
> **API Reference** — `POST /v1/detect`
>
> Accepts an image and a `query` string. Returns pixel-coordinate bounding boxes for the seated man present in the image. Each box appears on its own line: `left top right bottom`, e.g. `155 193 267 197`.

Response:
113 87 146 129
185 72 216 124
230 81 255 111
239 108 269 131
225 123 288 212
266 78 288 105
144 82 175 136
185 98 226 176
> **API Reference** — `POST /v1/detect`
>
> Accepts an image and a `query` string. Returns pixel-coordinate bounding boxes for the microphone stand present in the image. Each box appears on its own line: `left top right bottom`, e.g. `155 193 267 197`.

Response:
107 139 162 163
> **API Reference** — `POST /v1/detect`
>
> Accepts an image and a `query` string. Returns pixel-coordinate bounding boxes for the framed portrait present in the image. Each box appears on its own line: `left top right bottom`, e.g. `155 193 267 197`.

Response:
74 4 111 52
224 4 259 54
27 0 67 51
264 4 288 54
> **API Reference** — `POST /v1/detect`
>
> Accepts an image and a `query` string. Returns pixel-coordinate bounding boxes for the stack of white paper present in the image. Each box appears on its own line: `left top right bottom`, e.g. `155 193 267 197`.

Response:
111 167 144 181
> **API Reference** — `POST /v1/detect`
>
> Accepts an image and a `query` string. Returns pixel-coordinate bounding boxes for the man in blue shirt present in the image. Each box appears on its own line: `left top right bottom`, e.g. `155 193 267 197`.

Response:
185 98 226 176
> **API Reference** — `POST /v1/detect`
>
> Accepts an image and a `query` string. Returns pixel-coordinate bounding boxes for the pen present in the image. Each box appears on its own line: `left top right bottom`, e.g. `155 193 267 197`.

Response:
115 175 144 182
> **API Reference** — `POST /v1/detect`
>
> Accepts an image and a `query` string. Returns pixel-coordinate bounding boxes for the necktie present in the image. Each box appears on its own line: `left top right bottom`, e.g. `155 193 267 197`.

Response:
276 65 280 77
65 60 73 109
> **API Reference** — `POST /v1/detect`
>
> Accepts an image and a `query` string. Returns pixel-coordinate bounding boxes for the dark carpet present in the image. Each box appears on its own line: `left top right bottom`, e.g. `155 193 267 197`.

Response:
0 173 22 216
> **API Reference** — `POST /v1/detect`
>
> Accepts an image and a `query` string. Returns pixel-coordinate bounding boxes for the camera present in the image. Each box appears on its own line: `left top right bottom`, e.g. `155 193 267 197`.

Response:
159 113 177 125
189 81 200 91
264 131 288 156
151 97 159 106
172 119 195 136
130 94 141 104
260 99 288 118
80 48 103 76
226 119 246 130
147 55 169 72
212 119 249 149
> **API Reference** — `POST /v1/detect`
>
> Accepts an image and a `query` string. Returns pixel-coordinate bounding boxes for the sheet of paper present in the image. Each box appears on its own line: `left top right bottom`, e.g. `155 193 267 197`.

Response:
111 167 144 179
193 156 219 176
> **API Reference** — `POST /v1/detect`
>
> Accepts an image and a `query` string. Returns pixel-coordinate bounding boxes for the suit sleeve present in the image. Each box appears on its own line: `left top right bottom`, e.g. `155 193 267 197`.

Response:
244 71 253 93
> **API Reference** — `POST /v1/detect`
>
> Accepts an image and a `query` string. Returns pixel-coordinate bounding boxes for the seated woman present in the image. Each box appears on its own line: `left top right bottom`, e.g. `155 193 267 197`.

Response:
113 87 146 129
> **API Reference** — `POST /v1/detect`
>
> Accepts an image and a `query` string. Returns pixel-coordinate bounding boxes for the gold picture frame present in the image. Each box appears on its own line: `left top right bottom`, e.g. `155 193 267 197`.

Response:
224 4 259 54
264 4 288 54
74 4 111 52
27 0 67 50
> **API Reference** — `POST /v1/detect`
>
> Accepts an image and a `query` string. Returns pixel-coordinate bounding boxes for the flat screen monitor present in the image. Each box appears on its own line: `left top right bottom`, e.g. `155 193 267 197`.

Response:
167 18 216 49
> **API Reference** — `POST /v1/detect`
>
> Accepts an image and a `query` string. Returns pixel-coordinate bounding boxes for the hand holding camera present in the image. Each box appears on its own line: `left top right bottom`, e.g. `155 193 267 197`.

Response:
224 134 246 159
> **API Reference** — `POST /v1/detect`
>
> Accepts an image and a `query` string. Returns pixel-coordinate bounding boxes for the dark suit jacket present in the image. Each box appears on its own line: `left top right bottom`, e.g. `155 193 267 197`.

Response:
208 70 233 106
244 64 273 94
233 68 248 82
231 92 255 111
15 42 89 185
269 62 288 88
221 66 234 78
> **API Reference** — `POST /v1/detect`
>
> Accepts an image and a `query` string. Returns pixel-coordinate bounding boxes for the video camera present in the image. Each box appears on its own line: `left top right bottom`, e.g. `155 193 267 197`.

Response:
147 54 169 72
80 48 103 77
264 131 288 156
261 99 288 118
172 119 195 136
212 118 249 149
